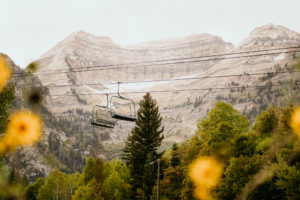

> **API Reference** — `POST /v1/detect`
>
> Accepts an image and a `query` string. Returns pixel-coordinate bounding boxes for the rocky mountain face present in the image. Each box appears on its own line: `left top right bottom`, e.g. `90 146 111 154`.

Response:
4 24 300 181
36 31 233 111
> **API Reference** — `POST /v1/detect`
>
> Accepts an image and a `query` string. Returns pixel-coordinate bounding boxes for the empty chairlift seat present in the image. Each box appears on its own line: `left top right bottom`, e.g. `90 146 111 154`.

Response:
110 95 137 122
91 83 137 128
91 105 117 128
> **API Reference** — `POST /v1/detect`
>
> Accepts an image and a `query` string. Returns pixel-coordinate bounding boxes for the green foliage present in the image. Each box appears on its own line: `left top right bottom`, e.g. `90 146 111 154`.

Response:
253 107 277 136
102 170 129 200
72 182 94 200
232 133 256 157
104 159 130 182
189 102 250 161
66 172 81 196
0 84 15 132
200 102 249 138
0 162 25 199
73 178 104 200
278 106 294 133
199 102 249 158
183 135 203 164
101 159 130 200
82 157 105 185
248 177 285 200
170 143 180 168
249 147 300 200
255 137 272 154
274 161 300 200
37 169 72 200
218 155 262 199
14 102 300 200
24 177 45 200
160 166 184 200
72 158 130 200
165 103 299 200
294 56 300 70
122 93 164 199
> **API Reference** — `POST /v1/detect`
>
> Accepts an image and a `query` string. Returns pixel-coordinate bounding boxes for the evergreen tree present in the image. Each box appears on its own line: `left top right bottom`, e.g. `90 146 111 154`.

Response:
122 92 164 200
171 143 180 168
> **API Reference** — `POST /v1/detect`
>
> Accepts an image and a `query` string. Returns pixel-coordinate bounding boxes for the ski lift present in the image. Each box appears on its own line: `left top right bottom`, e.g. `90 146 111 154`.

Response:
91 94 117 128
110 82 137 122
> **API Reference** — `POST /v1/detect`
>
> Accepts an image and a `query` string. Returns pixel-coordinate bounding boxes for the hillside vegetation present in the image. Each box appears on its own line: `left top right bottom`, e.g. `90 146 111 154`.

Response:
20 101 300 200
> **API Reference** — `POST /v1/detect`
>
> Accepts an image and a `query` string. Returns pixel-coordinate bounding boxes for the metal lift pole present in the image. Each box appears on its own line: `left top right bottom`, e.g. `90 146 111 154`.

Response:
157 159 160 200
105 93 109 107
117 82 120 96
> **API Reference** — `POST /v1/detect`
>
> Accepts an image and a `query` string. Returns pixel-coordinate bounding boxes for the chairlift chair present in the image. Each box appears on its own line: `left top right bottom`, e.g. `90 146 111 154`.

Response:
91 94 117 128
110 82 137 122
91 83 137 127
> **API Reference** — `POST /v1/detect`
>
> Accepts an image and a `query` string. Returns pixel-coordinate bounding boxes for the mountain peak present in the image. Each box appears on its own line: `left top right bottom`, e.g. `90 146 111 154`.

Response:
250 23 297 36
65 30 114 44
238 23 300 49
39 30 116 59
68 30 88 39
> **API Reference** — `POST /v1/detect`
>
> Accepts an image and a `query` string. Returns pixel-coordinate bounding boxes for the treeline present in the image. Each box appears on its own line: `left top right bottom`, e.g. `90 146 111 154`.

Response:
24 158 129 200
21 101 300 200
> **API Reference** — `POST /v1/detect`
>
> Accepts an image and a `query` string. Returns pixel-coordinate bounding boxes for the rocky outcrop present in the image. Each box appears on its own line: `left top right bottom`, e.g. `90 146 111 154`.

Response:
238 23 300 49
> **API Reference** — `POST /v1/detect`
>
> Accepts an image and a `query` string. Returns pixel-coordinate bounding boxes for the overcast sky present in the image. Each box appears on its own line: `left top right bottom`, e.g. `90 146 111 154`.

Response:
1 0 300 67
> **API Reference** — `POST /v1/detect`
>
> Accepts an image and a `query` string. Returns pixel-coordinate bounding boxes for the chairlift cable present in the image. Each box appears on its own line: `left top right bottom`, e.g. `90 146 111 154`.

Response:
16 82 300 97
22 45 300 74
11 47 300 77
15 70 300 88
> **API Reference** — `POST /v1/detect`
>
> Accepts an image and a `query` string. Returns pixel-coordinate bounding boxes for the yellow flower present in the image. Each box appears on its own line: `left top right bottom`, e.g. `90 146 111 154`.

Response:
194 187 214 200
0 56 11 92
188 156 223 200
189 156 223 188
290 106 300 138
0 136 17 154
5 110 42 146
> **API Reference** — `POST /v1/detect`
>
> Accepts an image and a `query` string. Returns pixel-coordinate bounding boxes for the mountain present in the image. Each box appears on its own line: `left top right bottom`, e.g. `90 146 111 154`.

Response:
35 22 300 155
34 29 235 146
4 23 300 181
36 30 234 111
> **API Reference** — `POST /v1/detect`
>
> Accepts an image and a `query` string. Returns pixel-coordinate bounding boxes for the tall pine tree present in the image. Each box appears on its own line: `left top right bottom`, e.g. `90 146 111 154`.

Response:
122 92 164 200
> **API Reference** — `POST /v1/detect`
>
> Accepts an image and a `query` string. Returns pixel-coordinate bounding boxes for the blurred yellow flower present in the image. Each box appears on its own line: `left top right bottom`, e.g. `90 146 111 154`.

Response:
189 156 223 188
5 110 42 146
0 137 17 154
194 187 214 200
188 156 223 200
290 106 300 138
0 56 11 92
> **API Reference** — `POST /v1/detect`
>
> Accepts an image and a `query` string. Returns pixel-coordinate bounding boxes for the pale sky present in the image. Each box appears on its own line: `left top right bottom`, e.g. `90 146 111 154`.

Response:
1 0 300 67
